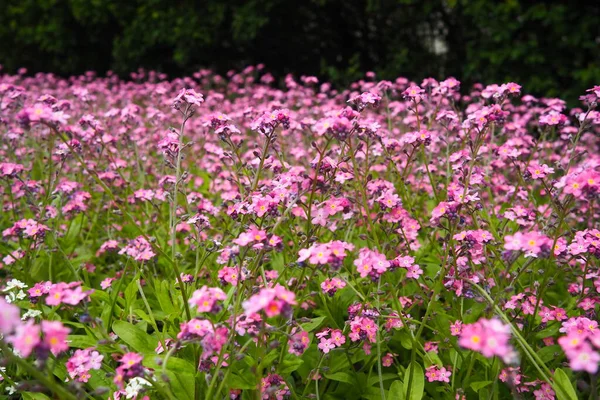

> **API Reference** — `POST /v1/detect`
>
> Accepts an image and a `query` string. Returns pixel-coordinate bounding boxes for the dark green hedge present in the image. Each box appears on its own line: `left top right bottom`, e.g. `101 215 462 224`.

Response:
1 0 598 102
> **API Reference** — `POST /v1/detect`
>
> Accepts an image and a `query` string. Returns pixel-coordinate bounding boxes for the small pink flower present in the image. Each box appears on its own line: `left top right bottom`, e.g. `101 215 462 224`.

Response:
189 286 226 313
9 320 41 357
41 320 70 355
318 338 335 354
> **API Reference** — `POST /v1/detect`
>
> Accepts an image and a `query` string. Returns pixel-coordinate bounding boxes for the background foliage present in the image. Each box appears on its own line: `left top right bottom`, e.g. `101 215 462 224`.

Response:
1 0 598 102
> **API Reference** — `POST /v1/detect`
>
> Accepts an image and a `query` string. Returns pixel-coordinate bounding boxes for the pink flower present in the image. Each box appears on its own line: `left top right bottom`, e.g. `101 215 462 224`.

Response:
331 330 346 347
348 92 381 111
185 318 214 337
288 330 309 356
0 296 21 334
568 343 600 374
426 365 451 383
0 163 24 178
403 85 425 102
119 236 156 262
66 348 104 382
218 266 242 286
318 338 335 353
382 353 395 367
100 277 115 290
9 320 41 357
119 352 144 374
539 111 568 126
527 163 554 180
242 284 296 317
354 248 390 278
41 320 70 355
321 278 346 296
172 88 204 109
189 286 226 313
458 318 516 363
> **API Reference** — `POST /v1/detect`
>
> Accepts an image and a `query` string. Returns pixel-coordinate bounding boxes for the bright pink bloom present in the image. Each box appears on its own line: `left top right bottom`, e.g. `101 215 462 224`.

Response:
189 286 226 313
9 320 41 357
41 320 70 355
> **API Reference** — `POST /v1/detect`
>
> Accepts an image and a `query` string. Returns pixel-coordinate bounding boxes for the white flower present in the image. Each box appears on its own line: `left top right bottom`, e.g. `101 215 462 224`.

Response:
5 289 26 303
22 309 42 320
125 377 152 399
6 279 26 291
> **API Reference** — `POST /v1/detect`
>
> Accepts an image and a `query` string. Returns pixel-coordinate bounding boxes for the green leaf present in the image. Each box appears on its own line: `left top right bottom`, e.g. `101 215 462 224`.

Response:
424 351 443 368
478 388 490 400
470 381 493 392
362 387 388 400
553 368 578 400
300 316 327 332
63 214 85 247
134 309 154 326
367 373 399 387
145 357 196 400
258 349 279 371
403 362 424 400
112 320 156 354
389 380 405 400
228 372 257 390
398 331 413 350
67 334 98 349
279 356 304 375
155 280 176 315
124 275 140 310
537 345 561 363
325 371 355 385
22 393 51 400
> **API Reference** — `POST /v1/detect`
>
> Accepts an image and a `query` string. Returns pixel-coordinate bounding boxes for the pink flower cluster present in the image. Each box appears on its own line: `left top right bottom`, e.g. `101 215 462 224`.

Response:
242 285 296 318
1 298 71 358
316 329 346 353
188 285 226 313
118 236 156 262
114 352 145 389
233 227 282 250
298 240 354 268
558 317 600 373
425 365 451 383
29 281 94 306
504 231 553 257
354 247 391 278
349 316 378 344
320 277 346 296
287 330 310 356
458 318 517 363
66 348 104 382
261 373 290 400
2 218 49 239
390 254 423 279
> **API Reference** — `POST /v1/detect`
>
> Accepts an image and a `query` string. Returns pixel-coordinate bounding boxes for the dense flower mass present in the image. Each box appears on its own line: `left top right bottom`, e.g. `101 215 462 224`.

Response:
0 66 599 399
